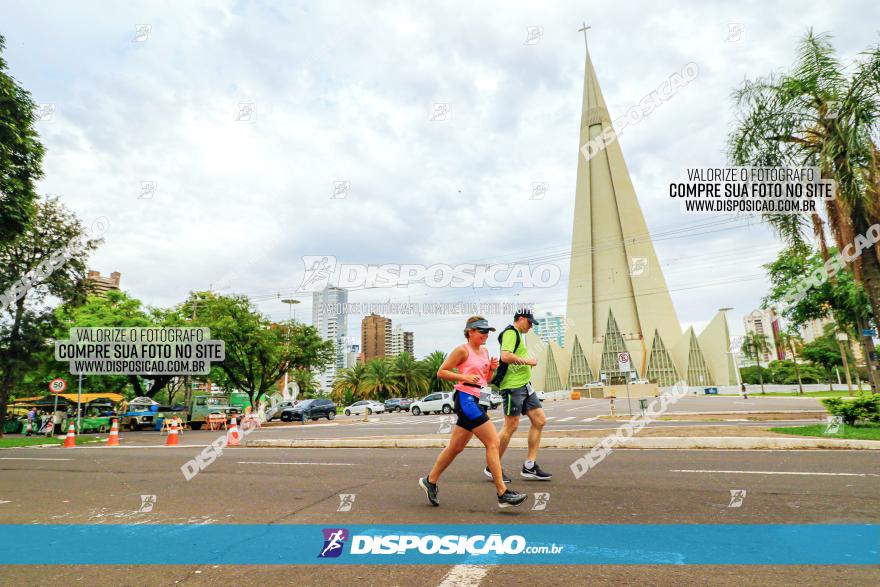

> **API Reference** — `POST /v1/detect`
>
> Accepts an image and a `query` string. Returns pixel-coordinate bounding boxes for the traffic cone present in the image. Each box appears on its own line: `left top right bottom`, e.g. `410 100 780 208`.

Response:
165 420 179 446
107 419 120 446
227 417 240 447
63 422 76 448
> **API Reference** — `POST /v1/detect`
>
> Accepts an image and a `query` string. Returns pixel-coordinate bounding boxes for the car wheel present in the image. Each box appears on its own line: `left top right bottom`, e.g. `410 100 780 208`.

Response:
412 406 421 416
127 421 137 432
328 411 335 420
344 409 351 416
442 405 452 414
190 422 203 430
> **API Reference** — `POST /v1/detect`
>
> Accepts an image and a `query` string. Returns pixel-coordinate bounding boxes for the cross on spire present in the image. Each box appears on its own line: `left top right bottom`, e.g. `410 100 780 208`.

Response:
578 22 591 52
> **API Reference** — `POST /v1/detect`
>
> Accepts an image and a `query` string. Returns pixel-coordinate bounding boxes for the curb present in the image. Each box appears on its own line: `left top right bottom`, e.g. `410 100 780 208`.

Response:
246 436 880 450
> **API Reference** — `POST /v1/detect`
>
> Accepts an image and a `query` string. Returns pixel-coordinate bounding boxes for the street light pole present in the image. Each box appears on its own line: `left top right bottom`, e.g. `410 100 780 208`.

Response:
281 299 301 399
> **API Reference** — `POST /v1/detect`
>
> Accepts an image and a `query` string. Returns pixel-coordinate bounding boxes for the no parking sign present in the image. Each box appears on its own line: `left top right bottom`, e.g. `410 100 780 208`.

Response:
617 352 631 372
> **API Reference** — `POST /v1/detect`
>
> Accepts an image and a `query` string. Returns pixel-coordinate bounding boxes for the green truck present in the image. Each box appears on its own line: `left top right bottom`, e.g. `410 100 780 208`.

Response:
188 393 247 430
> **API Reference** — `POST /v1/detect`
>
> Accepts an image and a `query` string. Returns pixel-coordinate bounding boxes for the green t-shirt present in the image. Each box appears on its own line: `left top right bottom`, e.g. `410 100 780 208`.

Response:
499 327 531 389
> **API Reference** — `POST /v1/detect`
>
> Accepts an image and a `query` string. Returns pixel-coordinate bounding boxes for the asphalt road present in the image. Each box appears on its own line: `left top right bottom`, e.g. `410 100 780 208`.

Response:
0 445 877 585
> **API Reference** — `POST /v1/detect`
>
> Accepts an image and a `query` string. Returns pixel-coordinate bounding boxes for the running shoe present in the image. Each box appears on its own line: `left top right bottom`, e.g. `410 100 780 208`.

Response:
497 489 527 508
419 476 439 506
521 462 553 480
484 466 511 483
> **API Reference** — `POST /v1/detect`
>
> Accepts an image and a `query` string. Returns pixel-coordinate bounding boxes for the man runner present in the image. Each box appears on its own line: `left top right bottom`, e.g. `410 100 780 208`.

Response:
484 309 552 481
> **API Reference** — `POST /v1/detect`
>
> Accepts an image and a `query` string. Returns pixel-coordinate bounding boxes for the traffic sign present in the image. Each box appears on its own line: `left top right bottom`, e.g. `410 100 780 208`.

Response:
617 352 631 372
49 378 67 394
862 328 877 337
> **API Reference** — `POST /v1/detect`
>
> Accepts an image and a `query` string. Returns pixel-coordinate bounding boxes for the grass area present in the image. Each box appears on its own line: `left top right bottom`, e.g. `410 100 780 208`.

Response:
0 435 106 448
770 422 880 440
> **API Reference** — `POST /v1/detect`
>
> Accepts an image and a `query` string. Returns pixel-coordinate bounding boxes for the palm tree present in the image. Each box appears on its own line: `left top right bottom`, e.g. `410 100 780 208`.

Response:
728 30 880 391
291 368 319 398
420 350 453 393
742 332 770 393
775 329 805 395
331 363 366 404
360 358 401 401
392 352 429 398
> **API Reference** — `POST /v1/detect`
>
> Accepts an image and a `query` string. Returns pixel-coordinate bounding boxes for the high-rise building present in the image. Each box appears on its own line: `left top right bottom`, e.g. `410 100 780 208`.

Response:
535 312 566 347
361 314 392 361
312 286 348 390
743 309 780 365
389 326 415 356
86 270 121 296
529 42 736 391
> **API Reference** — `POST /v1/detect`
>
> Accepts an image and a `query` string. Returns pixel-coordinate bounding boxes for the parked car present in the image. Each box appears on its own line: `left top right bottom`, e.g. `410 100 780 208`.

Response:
267 401 298 421
280 399 336 421
384 398 413 412
489 392 502 409
343 400 385 416
410 392 453 415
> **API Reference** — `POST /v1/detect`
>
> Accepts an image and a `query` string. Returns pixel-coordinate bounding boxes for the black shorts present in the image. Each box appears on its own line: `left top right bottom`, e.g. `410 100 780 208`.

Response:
453 391 490 431
501 385 542 417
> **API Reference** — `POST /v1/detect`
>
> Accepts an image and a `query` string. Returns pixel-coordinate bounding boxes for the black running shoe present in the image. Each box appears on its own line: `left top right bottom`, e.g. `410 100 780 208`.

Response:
497 489 527 508
419 476 439 506
484 466 511 483
521 462 553 480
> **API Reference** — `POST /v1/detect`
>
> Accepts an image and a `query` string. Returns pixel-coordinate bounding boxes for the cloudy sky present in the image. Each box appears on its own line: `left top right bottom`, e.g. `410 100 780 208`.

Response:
3 0 877 357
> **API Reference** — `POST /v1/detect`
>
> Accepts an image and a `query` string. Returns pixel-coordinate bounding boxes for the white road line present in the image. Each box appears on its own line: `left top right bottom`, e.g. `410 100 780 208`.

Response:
0 457 72 461
544 416 556 421
670 469 879 477
556 417 575 422
492 418 504 423
437 565 490 587
236 461 358 466
0 500 11 504
581 417 599 422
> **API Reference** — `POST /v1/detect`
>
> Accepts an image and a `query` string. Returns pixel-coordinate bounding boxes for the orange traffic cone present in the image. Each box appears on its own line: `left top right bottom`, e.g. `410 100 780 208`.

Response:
227 417 240 447
107 419 120 446
165 420 179 446
63 422 76 448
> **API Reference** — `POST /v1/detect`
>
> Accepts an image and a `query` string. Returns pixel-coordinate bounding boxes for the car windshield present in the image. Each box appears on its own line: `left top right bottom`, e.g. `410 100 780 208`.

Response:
297 400 314 408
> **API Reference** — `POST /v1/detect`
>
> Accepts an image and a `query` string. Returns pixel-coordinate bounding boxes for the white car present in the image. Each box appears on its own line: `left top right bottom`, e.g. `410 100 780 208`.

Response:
410 392 453 415
343 400 386 416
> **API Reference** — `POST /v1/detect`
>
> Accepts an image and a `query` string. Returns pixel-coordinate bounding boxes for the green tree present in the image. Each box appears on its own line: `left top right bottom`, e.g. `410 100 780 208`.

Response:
774 330 805 393
190 293 333 408
0 198 101 436
801 330 855 390
420 350 453 393
742 332 770 393
392 352 428 398
331 363 366 404
728 30 880 390
0 34 45 245
360 358 401 401
291 368 320 398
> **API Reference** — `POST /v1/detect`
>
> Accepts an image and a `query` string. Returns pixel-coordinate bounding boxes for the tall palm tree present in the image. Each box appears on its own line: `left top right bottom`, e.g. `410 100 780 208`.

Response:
728 30 880 391
331 363 366 404
775 329 805 394
742 332 770 393
392 352 429 398
420 350 453 393
360 358 401 401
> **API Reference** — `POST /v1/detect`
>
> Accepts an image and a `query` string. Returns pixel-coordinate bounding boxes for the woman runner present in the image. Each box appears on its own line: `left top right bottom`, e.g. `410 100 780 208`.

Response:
419 316 527 508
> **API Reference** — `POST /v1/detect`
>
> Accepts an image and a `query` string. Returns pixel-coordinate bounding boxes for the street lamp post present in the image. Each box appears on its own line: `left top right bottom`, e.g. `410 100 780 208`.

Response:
281 299 301 399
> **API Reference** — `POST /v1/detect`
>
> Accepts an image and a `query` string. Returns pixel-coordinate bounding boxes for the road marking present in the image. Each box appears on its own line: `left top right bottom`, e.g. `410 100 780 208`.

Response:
544 416 556 421
492 418 504 423
437 564 490 587
236 461 358 466
0 457 72 461
581 417 599 422
670 469 880 477
0 500 11 504
556 417 575 422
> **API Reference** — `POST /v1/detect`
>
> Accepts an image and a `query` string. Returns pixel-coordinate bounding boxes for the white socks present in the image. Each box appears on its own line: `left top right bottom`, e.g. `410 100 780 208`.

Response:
524 460 535 469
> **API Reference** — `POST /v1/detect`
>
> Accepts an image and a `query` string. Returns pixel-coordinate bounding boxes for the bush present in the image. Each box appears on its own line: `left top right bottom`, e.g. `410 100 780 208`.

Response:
821 394 880 425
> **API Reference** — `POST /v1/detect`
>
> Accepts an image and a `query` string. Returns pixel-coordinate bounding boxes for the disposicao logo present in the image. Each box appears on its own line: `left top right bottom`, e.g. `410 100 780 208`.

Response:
318 528 349 558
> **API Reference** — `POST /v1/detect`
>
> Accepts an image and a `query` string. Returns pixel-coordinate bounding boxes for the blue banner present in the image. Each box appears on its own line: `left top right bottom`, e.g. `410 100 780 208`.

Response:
1 524 876 565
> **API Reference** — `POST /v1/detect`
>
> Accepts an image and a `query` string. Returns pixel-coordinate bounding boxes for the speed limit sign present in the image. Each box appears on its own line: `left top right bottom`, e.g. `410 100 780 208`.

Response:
617 352 631 372
49 378 67 394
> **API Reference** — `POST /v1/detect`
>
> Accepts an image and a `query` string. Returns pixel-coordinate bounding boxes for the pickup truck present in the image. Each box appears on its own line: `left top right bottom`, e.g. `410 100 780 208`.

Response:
188 394 243 430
